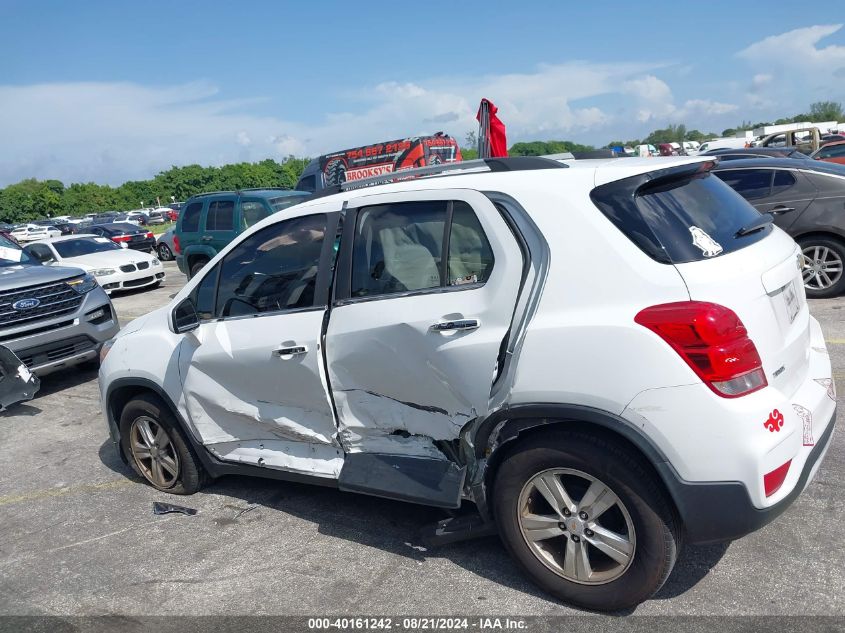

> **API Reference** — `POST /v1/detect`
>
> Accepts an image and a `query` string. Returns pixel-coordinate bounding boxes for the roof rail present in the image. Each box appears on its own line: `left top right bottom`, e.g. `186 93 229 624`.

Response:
339 156 567 191
188 187 300 199
237 187 299 193
540 152 576 161
188 190 234 199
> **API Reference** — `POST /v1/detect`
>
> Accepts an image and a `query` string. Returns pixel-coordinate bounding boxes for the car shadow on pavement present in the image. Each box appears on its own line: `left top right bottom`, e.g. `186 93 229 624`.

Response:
102 470 725 610
161 472 560 604
30 365 99 400
97 439 139 480
1 401 42 417
653 541 730 600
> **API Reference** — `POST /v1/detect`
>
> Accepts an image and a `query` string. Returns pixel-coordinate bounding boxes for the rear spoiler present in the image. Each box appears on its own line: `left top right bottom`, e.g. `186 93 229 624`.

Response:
637 159 719 194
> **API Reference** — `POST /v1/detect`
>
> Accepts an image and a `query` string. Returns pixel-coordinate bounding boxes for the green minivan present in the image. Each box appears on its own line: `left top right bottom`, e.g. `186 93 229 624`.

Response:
175 189 311 278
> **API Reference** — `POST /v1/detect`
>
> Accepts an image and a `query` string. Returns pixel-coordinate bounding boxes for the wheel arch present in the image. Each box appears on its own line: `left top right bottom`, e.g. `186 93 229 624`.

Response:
105 378 188 461
471 405 680 524
104 377 341 489
791 229 845 245
182 246 216 272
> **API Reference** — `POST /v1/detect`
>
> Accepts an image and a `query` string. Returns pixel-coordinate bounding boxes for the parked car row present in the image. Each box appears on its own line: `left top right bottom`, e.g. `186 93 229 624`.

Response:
23 235 164 294
712 157 845 297
0 232 119 376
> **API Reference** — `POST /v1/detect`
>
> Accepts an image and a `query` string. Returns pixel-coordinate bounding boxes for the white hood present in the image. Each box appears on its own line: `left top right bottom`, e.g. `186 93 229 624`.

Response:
60 248 156 270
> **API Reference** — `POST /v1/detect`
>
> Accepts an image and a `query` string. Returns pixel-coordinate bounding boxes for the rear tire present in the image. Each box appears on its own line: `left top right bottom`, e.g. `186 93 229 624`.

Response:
799 237 845 298
119 394 205 495
189 259 208 279
157 243 173 261
493 430 680 612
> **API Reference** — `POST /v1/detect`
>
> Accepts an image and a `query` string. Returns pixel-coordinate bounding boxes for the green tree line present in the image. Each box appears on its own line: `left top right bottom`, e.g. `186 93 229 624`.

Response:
0 157 309 224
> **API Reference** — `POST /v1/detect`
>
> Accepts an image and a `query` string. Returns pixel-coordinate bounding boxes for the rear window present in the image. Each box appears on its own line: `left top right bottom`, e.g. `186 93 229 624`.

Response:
296 175 317 193
591 167 770 264
109 223 144 233
269 194 310 212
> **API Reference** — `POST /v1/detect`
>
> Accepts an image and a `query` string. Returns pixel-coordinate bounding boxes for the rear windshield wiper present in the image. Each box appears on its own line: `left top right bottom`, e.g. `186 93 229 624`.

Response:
735 213 774 238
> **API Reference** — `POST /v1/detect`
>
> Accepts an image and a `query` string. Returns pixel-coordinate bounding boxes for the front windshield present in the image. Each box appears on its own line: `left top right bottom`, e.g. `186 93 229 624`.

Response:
0 235 32 267
53 237 121 258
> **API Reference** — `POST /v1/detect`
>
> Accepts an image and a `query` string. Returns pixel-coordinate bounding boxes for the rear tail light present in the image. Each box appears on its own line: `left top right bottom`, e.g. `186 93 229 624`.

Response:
173 235 180 254
145 232 154 239
764 460 791 497
112 235 130 242
635 301 767 398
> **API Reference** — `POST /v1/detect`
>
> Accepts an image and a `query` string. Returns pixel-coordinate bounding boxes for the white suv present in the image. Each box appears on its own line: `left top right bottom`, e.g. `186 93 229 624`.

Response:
99 156 837 611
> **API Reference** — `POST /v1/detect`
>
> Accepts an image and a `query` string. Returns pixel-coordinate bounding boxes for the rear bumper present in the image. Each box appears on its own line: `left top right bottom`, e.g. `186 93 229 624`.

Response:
663 406 836 544
124 239 155 252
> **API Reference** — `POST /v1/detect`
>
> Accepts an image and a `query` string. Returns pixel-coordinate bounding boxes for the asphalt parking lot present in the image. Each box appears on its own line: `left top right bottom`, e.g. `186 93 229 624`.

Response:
0 259 843 617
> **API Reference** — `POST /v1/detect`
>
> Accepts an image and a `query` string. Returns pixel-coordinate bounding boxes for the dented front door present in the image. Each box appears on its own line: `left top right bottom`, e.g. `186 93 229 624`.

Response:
178 211 343 479
325 189 523 459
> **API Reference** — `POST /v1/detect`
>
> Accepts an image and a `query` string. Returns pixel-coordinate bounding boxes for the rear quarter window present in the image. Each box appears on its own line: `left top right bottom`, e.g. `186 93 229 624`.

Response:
181 202 203 233
270 195 311 212
591 167 771 264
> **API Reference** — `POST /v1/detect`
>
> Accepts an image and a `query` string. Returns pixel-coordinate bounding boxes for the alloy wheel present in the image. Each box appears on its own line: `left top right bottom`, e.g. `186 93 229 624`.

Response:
802 245 844 291
517 468 636 585
129 416 180 488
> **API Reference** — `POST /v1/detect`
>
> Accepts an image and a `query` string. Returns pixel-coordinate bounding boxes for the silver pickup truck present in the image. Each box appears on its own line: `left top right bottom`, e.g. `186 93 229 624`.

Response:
0 237 119 375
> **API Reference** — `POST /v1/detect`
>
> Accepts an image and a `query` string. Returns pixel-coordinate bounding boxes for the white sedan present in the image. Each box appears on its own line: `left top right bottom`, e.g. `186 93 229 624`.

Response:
23 235 165 294
10 224 61 242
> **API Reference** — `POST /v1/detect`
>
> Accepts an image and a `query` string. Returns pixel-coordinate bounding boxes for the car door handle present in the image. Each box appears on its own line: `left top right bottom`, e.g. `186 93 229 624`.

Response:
274 345 308 356
771 206 796 215
201 235 213 241
431 318 480 332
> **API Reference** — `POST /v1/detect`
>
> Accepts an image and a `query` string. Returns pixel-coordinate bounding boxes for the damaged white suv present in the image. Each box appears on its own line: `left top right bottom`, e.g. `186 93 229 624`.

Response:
99 156 837 611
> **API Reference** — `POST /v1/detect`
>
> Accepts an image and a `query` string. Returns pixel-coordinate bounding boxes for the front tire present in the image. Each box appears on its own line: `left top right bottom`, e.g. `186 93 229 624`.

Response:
119 394 205 494
799 237 845 298
493 431 680 611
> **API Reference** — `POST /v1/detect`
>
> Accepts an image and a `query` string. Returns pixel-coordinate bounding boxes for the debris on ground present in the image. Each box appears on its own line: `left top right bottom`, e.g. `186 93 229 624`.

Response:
153 501 197 516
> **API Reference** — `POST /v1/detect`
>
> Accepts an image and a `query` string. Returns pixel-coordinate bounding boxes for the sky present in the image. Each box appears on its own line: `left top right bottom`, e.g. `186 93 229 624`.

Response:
2 0 845 187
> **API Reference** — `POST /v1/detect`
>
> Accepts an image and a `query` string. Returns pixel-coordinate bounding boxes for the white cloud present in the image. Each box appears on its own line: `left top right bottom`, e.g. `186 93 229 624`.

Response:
622 75 674 102
620 75 738 123
736 24 845 115
268 134 306 156
0 60 735 186
680 99 738 116
751 73 772 90
621 75 676 122
737 24 845 69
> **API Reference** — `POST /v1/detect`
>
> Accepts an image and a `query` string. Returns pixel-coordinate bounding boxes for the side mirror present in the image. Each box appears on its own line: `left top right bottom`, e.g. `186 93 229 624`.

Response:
171 298 200 333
